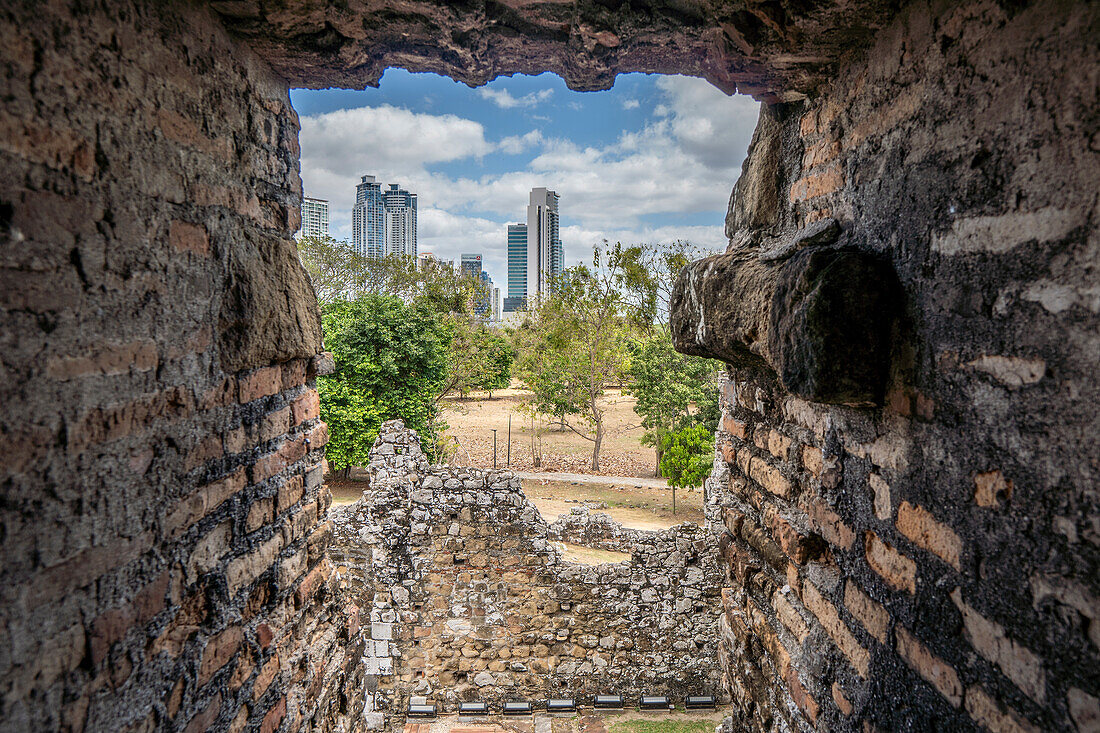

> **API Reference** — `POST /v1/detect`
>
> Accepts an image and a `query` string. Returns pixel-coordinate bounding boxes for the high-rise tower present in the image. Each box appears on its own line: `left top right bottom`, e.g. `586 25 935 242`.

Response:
383 183 417 258
296 197 329 241
506 223 527 310
351 175 384 258
526 187 562 301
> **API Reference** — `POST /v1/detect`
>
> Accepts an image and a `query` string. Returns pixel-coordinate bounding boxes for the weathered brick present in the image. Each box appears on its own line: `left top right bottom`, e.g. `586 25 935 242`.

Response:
749 455 793 498
226 533 285 595
184 435 223 472
785 665 820 723
168 220 210 256
896 501 962 571
277 475 305 514
802 580 870 677
772 590 809 643
803 497 855 549
1067 688 1100 733
281 359 308 390
844 580 889 644
239 366 282 404
246 497 274 534
198 625 243 686
966 685 1041 733
183 692 222 733
766 508 824 564
896 626 962 707
290 390 320 426
801 445 824 477
258 406 291 443
722 414 749 440
295 560 329 607
90 606 136 666
864 531 917 594
47 340 158 380
164 469 247 540
974 470 1013 508
278 547 307 590
868 473 892 520
261 695 286 733
187 521 232 584
951 589 1046 704
832 681 852 716
253 654 280 701
767 430 792 461
789 166 844 203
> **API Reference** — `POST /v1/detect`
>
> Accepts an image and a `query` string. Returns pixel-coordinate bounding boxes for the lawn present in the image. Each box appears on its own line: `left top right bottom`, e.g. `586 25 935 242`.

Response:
608 720 718 733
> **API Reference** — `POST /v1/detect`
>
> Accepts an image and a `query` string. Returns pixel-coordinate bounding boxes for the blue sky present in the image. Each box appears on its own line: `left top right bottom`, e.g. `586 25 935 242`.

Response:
291 70 760 291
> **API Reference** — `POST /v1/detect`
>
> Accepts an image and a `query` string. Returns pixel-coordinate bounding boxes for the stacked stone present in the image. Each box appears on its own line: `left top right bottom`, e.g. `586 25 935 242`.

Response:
329 422 724 724
547 506 653 551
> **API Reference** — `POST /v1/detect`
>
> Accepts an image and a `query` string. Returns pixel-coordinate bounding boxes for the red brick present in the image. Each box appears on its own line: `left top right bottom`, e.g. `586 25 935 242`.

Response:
183 693 222 733
868 473 892 520
199 377 236 411
767 430 792 461
291 390 320 426
198 625 244 686
258 406 291 443
801 580 870 677
832 681 852 716
277 475 305 514
307 422 329 449
164 469 247 540
844 580 889 644
722 414 749 440
766 508 822 564
246 497 274 533
974 470 1013 508
239 366 282 404
345 604 360 639
256 623 275 649
281 360 308 390
47 340 158 380
896 626 962 707
864 531 917 594
260 695 286 733
801 445 824 477
69 387 194 452
184 434 223 472
295 561 328 608
802 139 840 170
897 502 962 571
134 571 171 623
749 455 793 498
789 166 844 203
168 220 210 256
803 497 855 549
785 665 819 723
90 606 136 666
253 654 280 701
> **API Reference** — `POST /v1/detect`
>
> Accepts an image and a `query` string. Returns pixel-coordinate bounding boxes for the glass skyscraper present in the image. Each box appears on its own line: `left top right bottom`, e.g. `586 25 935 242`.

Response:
351 175 384 258
383 183 417 258
506 223 527 310
526 187 562 301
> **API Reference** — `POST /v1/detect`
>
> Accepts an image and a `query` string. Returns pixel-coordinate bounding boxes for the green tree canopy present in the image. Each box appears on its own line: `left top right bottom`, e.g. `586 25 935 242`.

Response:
318 295 450 471
659 423 715 514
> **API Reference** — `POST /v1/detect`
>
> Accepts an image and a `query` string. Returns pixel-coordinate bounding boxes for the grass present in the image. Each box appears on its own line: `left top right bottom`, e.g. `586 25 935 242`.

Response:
608 721 717 733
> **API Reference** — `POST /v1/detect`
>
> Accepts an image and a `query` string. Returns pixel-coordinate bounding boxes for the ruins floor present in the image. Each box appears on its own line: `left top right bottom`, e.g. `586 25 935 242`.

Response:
404 708 729 733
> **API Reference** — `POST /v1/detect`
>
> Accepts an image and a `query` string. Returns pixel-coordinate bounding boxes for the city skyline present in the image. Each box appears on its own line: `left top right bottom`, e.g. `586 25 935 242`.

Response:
292 70 757 291
352 175 418 258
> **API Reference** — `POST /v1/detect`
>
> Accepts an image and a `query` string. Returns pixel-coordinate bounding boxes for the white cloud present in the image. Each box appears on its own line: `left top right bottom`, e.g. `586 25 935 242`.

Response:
477 87 554 108
497 130 544 155
621 98 640 109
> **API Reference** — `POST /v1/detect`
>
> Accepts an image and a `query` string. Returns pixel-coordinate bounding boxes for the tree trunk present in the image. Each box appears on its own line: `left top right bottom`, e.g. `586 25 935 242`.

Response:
591 421 603 471
655 447 662 477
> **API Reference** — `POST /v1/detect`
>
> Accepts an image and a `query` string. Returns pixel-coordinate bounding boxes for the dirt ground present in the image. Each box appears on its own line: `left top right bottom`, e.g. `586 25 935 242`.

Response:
440 387 658 479
525 479 703 530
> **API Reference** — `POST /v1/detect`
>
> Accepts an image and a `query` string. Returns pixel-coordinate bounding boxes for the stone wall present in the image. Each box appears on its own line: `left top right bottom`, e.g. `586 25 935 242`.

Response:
329 422 723 724
672 2 1100 732
0 3 362 731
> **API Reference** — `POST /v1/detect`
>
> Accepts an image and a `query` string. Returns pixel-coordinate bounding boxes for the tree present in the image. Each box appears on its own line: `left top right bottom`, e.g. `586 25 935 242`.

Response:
476 330 514 397
628 331 723 475
659 424 714 514
295 235 374 303
513 243 641 471
317 295 450 472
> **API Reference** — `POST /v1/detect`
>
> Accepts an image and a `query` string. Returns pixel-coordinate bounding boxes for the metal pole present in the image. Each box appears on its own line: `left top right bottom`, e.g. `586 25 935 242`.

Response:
507 414 511 466
492 429 497 468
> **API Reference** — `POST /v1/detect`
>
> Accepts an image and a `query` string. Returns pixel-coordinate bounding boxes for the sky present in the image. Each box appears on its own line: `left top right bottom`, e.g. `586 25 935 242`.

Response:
291 70 760 292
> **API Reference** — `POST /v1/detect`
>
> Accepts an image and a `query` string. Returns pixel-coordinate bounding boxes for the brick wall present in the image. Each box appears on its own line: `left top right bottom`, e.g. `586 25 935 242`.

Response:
0 3 359 731
702 2 1100 731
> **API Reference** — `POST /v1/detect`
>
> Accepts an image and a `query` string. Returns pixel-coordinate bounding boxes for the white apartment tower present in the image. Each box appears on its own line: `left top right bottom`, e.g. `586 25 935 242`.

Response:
296 197 329 241
526 187 563 300
383 183 417 258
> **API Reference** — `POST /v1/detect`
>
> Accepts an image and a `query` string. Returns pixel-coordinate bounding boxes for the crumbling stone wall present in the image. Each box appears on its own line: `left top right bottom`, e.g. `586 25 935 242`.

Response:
329 422 723 724
0 3 363 731
672 2 1100 732
547 506 657 552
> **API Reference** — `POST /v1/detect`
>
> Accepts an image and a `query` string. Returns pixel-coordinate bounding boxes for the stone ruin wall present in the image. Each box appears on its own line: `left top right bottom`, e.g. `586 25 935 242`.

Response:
672 3 1100 732
329 422 724 726
0 3 364 731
